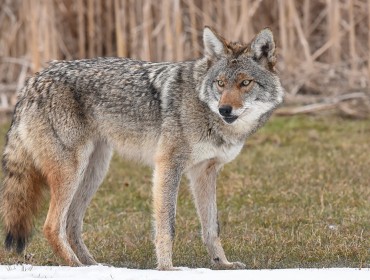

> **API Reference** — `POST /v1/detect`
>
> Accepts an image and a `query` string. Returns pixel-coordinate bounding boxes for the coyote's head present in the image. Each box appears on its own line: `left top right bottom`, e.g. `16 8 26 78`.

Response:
200 27 284 126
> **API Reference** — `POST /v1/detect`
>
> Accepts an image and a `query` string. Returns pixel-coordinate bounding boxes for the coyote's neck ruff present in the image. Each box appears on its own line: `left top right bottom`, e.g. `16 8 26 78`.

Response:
1 27 283 269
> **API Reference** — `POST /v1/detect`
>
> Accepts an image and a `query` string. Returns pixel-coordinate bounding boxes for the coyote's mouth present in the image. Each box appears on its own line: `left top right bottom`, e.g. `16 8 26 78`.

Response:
223 116 238 124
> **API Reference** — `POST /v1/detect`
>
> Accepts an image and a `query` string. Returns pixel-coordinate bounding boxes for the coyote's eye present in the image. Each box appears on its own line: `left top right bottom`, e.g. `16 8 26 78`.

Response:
216 80 225 87
241 80 251 87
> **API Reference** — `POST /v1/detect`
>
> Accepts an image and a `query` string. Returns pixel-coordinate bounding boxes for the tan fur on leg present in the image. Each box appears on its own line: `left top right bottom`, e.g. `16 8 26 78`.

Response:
187 159 246 269
43 143 94 266
152 142 186 270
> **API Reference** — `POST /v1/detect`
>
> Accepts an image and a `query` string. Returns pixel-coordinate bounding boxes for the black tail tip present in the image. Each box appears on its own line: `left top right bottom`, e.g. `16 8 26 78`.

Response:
4 232 26 254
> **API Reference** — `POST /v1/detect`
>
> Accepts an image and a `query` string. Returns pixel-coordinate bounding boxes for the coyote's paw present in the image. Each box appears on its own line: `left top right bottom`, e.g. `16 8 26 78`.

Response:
212 260 246 270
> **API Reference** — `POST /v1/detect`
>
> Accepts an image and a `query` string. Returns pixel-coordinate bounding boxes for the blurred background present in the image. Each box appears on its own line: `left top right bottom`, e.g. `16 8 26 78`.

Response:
0 1 369 268
0 0 369 119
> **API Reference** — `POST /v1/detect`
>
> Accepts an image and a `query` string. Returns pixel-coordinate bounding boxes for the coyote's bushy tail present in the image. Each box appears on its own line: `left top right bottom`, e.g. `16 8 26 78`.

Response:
0 125 44 254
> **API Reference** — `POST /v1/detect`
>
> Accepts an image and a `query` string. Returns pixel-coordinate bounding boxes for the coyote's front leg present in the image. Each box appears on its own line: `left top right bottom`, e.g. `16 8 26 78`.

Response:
187 159 246 269
152 145 185 270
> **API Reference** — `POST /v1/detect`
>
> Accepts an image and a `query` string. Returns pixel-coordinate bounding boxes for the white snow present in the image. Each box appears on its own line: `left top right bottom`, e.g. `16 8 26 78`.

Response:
1 265 369 280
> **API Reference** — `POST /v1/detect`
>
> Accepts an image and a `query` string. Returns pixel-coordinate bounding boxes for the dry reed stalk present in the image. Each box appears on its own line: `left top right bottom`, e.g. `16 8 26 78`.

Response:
311 40 333 61
197 0 204 36
122 0 129 58
114 0 126 57
135 0 144 59
348 0 357 87
290 0 313 68
105 0 113 56
42 0 50 62
128 0 138 59
3 12 20 58
29 0 40 72
164 0 173 61
307 8 327 37
16 58 29 93
287 0 295 62
225 1 234 40
48 0 58 60
303 0 310 36
87 0 95 58
327 0 340 63
368 0 370 83
234 0 244 41
275 92 367 116
18 2 29 66
2 14 18 82
151 4 164 61
239 0 250 42
248 0 263 19
78 0 86 58
215 0 224 33
96 0 103 56
278 0 287 67
174 0 183 61
143 0 153 61
202 0 213 27
188 0 199 57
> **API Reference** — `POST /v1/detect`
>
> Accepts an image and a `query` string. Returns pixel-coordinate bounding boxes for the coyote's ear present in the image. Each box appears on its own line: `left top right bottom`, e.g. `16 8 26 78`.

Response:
203 26 227 59
250 28 276 69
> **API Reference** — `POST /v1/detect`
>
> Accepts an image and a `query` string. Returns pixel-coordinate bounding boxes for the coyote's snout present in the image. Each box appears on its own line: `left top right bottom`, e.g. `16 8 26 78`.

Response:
216 72 256 124
1 26 283 269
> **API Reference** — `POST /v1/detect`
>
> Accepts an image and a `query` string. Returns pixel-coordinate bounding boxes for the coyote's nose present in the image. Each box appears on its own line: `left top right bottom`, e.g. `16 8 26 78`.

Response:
219 105 232 117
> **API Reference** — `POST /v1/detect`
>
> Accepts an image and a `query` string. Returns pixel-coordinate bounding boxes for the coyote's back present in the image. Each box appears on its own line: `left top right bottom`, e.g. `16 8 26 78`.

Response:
0 57 189 261
0 27 283 269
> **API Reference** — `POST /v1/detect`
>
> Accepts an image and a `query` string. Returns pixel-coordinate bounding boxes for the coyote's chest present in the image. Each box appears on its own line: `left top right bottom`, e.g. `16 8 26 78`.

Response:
191 141 244 165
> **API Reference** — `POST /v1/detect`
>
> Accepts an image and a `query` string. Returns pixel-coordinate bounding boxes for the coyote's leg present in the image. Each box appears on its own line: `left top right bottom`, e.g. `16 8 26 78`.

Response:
43 143 94 266
187 160 246 269
152 146 185 270
66 141 113 265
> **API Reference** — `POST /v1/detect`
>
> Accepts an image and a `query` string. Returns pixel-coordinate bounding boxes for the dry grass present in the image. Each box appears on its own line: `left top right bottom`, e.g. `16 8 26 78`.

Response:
0 115 369 268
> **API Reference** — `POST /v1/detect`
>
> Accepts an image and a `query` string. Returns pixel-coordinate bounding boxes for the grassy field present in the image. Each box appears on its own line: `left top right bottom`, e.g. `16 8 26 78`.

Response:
0 115 369 269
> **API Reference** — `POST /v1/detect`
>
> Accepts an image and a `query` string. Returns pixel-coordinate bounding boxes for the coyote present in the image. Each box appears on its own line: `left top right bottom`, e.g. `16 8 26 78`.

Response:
1 27 283 269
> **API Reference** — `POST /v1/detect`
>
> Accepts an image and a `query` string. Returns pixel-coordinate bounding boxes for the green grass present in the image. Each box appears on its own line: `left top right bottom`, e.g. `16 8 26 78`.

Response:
0 115 369 269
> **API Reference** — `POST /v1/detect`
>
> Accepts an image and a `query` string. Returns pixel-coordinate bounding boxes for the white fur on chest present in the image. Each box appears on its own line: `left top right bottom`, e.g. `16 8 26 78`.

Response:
191 141 244 165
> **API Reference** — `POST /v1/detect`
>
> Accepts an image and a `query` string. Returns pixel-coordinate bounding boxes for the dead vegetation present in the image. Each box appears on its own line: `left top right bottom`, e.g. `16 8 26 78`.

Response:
0 0 369 118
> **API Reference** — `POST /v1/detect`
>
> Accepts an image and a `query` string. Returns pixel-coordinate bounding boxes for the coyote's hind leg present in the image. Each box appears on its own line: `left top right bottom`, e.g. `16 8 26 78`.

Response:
42 143 94 266
66 141 113 265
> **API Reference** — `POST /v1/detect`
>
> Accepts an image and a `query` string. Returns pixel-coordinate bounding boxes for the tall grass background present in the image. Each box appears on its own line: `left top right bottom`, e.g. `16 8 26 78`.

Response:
0 1 369 268
0 0 369 112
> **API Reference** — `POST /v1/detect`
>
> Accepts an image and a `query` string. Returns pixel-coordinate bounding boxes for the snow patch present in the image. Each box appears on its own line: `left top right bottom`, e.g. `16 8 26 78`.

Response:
1 265 369 280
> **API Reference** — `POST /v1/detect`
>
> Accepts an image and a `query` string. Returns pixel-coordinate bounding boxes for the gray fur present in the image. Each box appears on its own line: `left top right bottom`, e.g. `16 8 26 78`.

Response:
0 27 283 269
